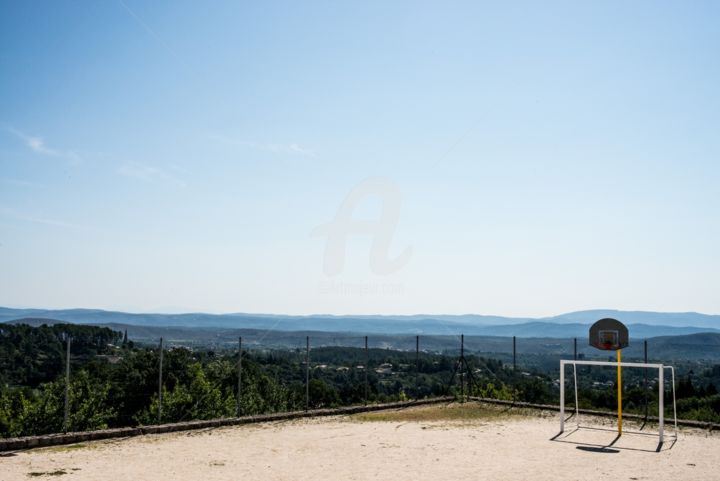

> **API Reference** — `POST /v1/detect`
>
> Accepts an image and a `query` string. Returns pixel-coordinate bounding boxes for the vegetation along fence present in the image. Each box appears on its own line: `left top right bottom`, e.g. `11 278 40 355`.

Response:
1 323 719 439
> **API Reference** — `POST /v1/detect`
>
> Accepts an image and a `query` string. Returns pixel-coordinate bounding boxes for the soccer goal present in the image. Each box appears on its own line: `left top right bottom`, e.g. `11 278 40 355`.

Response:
559 359 678 443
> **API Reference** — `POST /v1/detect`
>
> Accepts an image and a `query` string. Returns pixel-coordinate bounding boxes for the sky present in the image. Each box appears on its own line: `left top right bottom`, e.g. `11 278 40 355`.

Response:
1 1 719 317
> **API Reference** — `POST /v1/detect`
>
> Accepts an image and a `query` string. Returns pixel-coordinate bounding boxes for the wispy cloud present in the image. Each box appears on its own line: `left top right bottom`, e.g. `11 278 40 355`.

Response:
0 206 79 229
118 0 185 65
117 161 187 187
0 178 43 188
287 143 317 157
208 134 318 158
4 127 82 165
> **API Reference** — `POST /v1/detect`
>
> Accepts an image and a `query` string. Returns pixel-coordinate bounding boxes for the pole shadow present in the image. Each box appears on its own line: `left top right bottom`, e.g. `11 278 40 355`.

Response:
551 426 676 453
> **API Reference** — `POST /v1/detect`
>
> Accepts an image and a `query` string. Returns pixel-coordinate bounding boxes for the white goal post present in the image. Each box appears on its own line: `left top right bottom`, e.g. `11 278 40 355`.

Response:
559 360 677 443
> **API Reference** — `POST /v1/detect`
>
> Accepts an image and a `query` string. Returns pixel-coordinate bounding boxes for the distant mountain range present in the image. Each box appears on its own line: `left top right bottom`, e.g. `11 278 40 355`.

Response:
5 315 720 362
1 307 718 339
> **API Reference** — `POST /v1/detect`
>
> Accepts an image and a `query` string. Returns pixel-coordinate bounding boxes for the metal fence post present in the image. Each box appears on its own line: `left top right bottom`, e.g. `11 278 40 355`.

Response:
305 336 310 411
658 365 664 443
559 361 565 432
512 335 517 403
573 337 577 361
364 336 369 405
462 334 467 401
644 339 648 422
237 336 242 416
63 335 71 433
158 337 164 424
415 335 420 399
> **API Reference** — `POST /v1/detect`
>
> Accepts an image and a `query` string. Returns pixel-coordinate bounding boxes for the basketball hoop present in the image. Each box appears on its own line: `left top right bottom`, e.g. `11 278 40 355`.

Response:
589 318 628 434
589 319 628 351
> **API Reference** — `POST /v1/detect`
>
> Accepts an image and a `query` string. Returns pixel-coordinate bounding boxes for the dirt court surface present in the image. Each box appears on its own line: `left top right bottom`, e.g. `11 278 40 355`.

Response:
1 403 718 481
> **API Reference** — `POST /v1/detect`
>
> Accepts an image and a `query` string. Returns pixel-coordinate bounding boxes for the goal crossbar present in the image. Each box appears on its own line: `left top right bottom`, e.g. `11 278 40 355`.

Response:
559 359 677 443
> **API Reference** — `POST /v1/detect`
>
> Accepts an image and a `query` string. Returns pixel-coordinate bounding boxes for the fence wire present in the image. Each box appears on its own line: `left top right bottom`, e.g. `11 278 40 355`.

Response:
0 329 685 438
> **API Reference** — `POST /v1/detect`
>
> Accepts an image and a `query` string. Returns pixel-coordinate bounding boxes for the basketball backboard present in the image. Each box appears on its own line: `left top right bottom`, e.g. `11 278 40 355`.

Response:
589 318 628 351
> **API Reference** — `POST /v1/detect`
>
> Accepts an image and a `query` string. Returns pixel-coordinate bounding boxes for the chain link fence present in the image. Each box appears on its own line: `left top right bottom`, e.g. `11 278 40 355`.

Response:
0 325 690 439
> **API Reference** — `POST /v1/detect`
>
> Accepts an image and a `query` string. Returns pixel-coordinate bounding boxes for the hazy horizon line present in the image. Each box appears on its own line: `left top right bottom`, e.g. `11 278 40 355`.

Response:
1 305 718 319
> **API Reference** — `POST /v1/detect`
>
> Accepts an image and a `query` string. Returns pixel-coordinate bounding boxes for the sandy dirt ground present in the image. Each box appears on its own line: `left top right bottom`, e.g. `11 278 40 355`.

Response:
1 405 718 481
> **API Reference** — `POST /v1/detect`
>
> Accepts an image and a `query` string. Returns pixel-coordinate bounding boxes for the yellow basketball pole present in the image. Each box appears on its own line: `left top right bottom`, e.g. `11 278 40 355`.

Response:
617 349 622 435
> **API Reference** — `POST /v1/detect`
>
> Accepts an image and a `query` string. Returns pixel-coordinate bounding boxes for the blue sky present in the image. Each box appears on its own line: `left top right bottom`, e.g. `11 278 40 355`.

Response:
1 1 719 317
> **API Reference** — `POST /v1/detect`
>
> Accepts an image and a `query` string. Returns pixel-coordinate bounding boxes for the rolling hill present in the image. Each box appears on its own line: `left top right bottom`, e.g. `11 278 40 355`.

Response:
3 310 720 361
1 307 718 338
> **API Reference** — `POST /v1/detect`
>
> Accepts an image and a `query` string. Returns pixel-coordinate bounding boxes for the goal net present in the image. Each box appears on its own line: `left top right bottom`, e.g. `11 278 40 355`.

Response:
559 359 677 443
